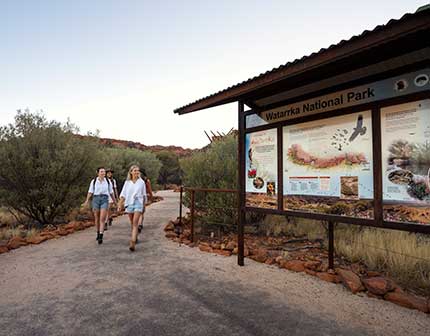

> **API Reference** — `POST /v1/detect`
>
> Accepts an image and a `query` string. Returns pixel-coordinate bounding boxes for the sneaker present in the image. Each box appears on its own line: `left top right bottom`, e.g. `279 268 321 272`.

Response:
96 232 100 241
129 240 136 252
138 225 143 233
98 233 103 244
109 218 113 226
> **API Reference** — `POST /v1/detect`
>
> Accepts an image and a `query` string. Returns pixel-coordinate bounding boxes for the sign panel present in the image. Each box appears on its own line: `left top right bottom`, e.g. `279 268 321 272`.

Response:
246 68 430 128
283 111 374 217
381 100 430 224
245 129 278 209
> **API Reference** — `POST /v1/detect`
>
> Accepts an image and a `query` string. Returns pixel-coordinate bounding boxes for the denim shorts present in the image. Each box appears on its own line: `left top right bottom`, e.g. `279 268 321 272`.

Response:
92 195 109 210
125 200 145 213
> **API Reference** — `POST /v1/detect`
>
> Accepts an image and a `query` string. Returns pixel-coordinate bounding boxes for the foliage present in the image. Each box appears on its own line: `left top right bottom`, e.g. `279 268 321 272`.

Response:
0 111 100 225
180 135 238 226
180 135 237 190
101 147 162 190
156 151 182 188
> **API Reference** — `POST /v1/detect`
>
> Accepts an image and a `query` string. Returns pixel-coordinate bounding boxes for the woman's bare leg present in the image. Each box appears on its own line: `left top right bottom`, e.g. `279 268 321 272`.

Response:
131 212 141 242
99 209 107 232
93 210 100 232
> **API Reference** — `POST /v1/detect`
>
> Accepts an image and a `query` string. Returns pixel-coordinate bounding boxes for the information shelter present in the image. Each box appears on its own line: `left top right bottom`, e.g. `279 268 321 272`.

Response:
174 7 430 266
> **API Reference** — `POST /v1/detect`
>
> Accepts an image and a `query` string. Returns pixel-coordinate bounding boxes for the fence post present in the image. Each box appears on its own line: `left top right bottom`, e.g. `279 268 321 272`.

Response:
179 186 183 226
190 190 195 243
328 221 334 270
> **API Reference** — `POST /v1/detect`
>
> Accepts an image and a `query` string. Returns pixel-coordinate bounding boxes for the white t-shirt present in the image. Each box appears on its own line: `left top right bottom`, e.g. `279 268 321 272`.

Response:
120 178 147 207
88 178 113 196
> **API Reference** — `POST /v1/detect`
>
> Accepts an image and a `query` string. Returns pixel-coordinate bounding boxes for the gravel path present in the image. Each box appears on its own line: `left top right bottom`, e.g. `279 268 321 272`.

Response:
0 191 428 336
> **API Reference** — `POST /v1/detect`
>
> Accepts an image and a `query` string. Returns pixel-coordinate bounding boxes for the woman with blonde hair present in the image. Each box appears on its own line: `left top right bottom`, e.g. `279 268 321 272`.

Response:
118 165 147 251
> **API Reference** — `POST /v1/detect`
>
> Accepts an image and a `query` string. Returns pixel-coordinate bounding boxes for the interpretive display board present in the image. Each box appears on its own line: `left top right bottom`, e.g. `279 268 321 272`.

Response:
381 99 430 224
283 111 374 217
245 129 278 209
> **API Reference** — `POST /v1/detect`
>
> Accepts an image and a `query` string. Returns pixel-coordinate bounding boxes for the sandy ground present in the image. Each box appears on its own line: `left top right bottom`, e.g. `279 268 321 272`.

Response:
0 191 428 336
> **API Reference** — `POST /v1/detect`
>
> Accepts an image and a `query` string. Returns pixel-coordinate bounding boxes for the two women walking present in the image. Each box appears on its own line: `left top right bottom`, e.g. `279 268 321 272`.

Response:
83 165 148 252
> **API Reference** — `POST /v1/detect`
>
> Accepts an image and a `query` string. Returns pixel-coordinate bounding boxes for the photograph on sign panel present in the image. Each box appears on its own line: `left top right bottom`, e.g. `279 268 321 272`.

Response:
381 100 430 224
283 111 374 218
245 129 278 209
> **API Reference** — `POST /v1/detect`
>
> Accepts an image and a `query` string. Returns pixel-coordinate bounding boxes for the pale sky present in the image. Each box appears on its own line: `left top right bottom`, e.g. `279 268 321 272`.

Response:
0 1 427 149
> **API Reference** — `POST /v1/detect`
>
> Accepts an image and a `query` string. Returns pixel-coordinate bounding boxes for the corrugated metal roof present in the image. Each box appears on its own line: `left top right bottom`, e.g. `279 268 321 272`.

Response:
174 7 430 115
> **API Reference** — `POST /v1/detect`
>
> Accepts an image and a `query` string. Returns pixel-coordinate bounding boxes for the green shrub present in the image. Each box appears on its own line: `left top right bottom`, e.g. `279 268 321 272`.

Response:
0 111 100 225
180 135 238 225
102 147 161 190
156 151 182 188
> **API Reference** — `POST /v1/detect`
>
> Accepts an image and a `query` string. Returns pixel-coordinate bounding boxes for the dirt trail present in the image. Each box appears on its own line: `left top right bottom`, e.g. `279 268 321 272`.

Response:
0 191 428 336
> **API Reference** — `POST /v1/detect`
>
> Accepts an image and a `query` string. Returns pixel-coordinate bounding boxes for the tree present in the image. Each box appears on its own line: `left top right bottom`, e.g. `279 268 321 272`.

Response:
102 147 162 190
0 111 101 226
156 151 182 188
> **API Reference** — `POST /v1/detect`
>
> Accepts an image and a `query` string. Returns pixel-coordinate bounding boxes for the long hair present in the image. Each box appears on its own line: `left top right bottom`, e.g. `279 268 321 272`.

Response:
127 165 140 181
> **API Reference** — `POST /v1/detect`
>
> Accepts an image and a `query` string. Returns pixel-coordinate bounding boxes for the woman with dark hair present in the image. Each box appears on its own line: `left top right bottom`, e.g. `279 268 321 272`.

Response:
105 169 118 228
118 165 147 251
83 167 117 244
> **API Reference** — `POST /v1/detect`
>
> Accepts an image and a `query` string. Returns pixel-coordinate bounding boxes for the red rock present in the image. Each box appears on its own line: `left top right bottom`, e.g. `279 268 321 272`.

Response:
265 258 275 265
304 261 321 271
367 271 382 277
305 269 317 276
367 292 383 300
362 277 395 296
213 249 232 257
164 222 174 231
336 268 365 294
224 241 236 251
250 248 268 263
64 221 78 230
384 292 429 313
7 236 28 249
0 245 9 254
316 272 341 283
199 244 212 253
211 242 221 250
282 260 306 272
27 235 49 244
165 231 177 239
57 229 69 236
275 256 284 264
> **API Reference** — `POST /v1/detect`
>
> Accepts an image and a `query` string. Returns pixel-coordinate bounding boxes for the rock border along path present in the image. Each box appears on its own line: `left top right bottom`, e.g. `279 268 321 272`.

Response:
0 191 428 336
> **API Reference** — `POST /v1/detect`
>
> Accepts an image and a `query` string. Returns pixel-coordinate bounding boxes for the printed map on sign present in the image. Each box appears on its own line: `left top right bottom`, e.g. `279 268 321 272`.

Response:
283 111 373 199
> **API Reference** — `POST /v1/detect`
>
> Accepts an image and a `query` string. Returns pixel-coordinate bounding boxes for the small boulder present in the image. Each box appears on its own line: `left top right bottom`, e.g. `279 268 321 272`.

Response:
165 231 177 239
305 269 317 276
304 261 321 271
384 292 429 313
336 268 365 294
265 258 275 265
26 235 48 245
164 222 175 231
199 244 212 253
225 241 236 251
281 260 306 273
7 236 28 250
316 272 341 284
362 277 395 296
213 249 232 257
0 245 9 254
